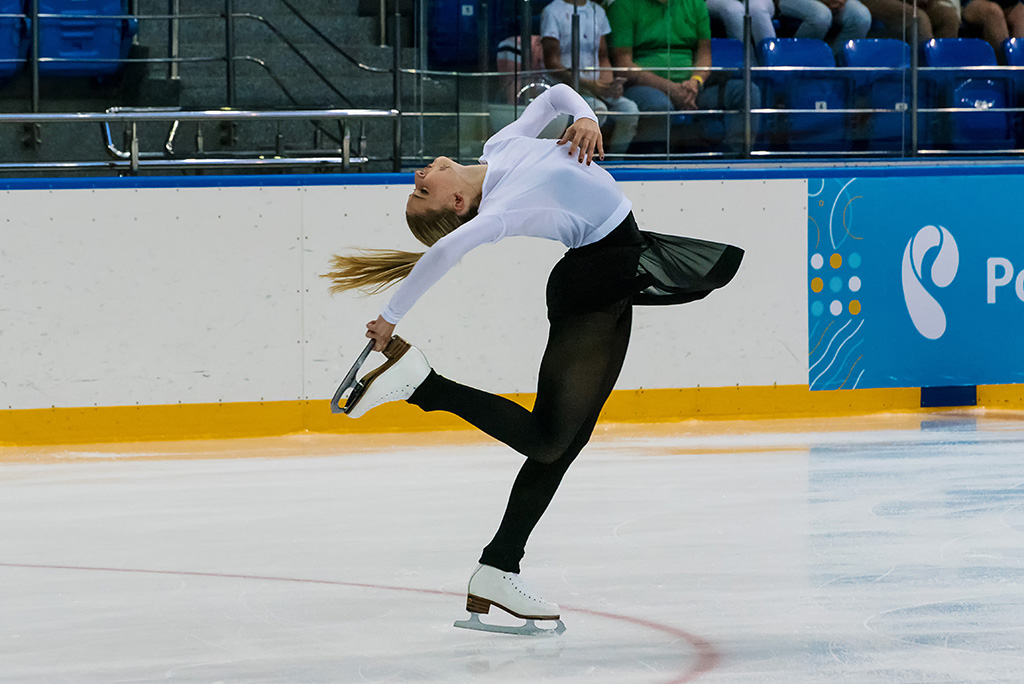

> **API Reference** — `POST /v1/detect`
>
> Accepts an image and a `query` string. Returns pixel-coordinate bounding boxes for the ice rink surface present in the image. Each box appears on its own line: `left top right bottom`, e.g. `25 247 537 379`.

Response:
2 411 1023 684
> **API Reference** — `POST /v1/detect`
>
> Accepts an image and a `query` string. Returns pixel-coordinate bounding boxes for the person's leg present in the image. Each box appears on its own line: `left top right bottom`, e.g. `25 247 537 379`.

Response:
698 78 761 151
409 302 631 465
1008 1 1024 37
964 0 1010 54
479 304 633 573
927 0 963 37
601 95 641 154
861 0 932 40
585 94 610 127
751 0 780 43
833 0 873 52
779 0 834 40
623 84 674 151
706 0 747 40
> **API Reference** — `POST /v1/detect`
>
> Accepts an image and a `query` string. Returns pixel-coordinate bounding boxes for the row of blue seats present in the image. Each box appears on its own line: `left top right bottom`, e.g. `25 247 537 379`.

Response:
0 0 137 78
713 37 1023 151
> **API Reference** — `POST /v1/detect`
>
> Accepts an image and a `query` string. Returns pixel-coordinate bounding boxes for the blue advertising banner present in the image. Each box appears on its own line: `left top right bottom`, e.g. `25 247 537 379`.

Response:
808 175 1024 390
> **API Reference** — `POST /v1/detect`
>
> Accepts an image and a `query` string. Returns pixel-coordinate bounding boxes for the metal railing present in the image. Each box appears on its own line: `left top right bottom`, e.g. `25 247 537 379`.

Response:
2 0 1023 175
0 109 398 173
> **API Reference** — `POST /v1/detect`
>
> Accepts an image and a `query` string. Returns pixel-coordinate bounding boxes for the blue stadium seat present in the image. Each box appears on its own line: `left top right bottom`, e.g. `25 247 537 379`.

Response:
711 37 745 71
428 0 517 70
757 38 851 151
921 38 1014 149
38 0 138 76
1002 38 1024 146
0 0 29 79
842 39 917 151
1005 37 1024 66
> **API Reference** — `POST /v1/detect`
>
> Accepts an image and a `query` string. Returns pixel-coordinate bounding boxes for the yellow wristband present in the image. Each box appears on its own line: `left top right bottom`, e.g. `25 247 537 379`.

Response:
690 74 705 88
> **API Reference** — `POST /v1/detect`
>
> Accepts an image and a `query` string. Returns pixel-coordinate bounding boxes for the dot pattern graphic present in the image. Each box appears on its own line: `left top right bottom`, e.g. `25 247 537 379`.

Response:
808 178 867 392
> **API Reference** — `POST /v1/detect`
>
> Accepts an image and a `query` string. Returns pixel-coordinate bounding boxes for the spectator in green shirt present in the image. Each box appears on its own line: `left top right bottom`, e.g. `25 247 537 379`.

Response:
607 0 759 154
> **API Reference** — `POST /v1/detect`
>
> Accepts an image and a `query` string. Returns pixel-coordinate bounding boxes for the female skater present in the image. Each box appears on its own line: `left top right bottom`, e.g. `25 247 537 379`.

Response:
324 83 743 634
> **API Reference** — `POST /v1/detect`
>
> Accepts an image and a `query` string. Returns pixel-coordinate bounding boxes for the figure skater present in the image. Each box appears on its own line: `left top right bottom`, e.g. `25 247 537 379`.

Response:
324 83 743 635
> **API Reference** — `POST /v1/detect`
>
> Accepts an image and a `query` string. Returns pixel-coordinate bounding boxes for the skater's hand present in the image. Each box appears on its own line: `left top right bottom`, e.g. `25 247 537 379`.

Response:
557 117 604 165
366 316 395 352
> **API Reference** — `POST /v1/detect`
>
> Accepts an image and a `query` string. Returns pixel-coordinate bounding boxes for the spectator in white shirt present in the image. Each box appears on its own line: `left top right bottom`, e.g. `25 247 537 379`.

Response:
540 0 640 154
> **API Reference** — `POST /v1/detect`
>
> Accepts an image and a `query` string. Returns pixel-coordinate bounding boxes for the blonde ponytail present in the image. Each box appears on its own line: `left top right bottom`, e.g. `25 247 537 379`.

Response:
322 249 422 294
322 202 479 295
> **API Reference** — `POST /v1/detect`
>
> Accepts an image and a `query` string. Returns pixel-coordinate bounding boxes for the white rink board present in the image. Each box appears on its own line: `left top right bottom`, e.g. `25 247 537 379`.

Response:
0 178 806 411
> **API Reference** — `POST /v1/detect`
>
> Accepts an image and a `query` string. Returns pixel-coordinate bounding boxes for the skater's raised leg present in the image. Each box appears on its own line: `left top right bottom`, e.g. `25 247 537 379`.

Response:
408 301 632 466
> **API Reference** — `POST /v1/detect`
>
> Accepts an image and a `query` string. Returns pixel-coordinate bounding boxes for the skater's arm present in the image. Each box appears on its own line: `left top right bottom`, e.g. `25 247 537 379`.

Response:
488 83 598 144
379 215 505 326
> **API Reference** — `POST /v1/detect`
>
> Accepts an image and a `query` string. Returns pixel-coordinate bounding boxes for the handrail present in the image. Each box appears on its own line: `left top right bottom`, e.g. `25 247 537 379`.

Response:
0 109 398 123
0 108 396 175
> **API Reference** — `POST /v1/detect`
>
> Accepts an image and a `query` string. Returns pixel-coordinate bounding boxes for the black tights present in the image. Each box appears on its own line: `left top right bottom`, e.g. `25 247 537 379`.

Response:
408 299 633 573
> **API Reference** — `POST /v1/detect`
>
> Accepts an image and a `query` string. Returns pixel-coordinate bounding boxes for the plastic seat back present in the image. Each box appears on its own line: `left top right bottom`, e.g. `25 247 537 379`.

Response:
38 0 138 76
922 38 1013 149
842 39 914 150
711 37 745 71
757 38 850 151
1005 37 1024 66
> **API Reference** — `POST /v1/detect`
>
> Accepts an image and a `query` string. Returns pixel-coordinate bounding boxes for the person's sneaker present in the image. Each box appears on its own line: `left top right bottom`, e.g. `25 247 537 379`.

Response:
465 564 560 620
345 336 431 418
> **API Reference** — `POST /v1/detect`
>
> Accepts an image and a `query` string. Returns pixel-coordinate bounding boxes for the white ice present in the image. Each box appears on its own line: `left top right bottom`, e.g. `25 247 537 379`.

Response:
2 411 1023 683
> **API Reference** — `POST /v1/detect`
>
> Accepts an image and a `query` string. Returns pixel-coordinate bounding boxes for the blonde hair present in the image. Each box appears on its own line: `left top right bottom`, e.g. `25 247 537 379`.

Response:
322 203 478 295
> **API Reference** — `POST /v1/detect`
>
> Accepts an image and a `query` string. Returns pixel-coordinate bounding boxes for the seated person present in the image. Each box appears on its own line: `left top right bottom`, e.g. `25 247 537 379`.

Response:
961 0 1024 60
540 0 640 154
858 0 960 41
496 34 552 104
778 0 872 55
607 0 761 154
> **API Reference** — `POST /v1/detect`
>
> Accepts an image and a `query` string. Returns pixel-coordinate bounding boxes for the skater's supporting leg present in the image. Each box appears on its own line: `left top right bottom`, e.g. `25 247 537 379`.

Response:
408 302 631 465
479 304 633 573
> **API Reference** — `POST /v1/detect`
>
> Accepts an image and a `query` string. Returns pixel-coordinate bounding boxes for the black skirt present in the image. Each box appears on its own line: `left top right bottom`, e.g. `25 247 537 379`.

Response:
545 212 744 320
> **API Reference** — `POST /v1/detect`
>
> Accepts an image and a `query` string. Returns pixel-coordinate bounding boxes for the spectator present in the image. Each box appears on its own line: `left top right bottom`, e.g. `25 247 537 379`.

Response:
778 0 872 55
496 34 553 104
706 0 777 47
541 0 640 154
858 0 960 42
607 0 761 153
962 0 1024 59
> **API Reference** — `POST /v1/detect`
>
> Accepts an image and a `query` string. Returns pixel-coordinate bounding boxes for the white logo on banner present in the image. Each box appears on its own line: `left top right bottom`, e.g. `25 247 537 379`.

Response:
902 225 959 340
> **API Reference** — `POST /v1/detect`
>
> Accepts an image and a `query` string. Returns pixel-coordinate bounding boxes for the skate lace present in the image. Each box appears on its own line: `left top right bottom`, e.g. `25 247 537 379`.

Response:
507 573 547 603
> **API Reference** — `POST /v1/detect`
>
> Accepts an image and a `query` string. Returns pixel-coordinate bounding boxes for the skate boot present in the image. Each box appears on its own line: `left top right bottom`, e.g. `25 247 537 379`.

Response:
344 336 431 418
453 565 566 636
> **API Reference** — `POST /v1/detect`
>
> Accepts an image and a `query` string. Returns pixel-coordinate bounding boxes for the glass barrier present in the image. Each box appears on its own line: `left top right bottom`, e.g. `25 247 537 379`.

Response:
401 0 1024 166
0 0 1021 174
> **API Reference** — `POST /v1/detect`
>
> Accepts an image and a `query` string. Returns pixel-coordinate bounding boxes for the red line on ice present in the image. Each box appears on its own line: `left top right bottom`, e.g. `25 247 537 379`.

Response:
1 561 719 683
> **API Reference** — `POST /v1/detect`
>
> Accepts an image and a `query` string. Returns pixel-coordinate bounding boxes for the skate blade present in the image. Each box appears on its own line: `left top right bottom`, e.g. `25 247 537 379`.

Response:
330 340 375 414
330 336 411 415
453 613 566 637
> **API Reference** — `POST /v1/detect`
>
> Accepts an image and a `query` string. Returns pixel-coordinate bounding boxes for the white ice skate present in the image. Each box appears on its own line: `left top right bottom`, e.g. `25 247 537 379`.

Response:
331 336 431 418
453 565 566 636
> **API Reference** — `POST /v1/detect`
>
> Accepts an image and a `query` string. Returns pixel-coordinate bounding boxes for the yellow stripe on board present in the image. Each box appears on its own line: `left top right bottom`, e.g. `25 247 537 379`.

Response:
2 384 1023 447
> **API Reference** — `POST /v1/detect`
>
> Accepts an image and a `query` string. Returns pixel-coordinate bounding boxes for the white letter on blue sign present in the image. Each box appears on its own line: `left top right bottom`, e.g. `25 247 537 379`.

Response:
987 257 1013 303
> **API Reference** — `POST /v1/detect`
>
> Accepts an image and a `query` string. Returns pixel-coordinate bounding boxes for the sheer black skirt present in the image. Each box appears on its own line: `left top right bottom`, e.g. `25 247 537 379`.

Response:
545 212 744 320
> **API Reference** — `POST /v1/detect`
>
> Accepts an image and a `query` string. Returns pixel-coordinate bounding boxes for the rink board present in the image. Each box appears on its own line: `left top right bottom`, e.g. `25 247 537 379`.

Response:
1 167 1022 444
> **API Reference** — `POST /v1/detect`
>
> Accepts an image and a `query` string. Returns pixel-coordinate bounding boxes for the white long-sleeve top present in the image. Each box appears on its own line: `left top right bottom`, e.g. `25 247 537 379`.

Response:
380 83 633 324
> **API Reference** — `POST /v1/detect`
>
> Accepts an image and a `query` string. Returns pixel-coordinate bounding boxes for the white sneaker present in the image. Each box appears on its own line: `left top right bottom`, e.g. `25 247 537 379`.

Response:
466 564 560 620
345 336 431 418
